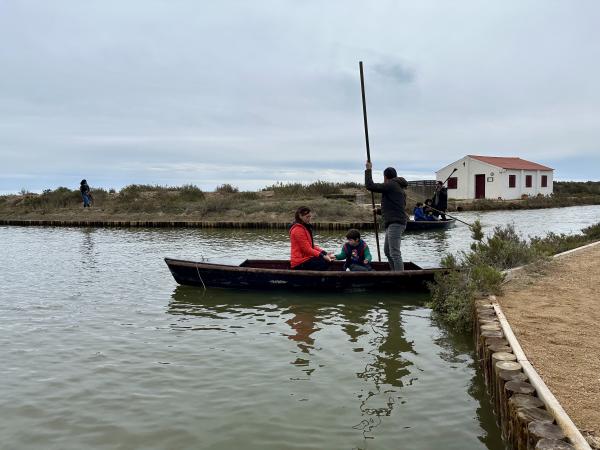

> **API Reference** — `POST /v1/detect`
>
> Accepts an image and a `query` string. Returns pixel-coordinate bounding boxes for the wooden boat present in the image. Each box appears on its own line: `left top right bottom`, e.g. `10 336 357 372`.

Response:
405 218 455 231
164 258 446 291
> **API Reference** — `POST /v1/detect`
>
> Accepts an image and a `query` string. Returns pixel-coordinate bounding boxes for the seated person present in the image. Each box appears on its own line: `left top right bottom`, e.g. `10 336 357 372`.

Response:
413 202 427 221
334 229 373 271
290 206 332 270
423 199 438 221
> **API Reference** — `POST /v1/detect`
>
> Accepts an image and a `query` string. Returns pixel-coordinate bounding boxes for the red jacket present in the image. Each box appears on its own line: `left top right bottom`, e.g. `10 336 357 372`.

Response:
289 223 323 268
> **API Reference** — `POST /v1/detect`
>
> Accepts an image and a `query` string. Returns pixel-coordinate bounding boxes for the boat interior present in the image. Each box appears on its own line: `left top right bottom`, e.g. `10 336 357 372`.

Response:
238 260 423 271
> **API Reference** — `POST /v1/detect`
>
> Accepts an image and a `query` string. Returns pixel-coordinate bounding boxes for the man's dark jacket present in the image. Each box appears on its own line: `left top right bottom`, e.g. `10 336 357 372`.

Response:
365 169 409 228
433 187 448 211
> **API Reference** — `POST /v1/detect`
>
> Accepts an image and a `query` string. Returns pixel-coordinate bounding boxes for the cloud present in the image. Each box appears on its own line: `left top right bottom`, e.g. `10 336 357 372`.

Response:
1 0 600 194
372 62 416 84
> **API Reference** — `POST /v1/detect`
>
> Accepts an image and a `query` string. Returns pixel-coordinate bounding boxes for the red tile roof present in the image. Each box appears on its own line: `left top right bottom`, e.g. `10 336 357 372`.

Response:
468 155 553 171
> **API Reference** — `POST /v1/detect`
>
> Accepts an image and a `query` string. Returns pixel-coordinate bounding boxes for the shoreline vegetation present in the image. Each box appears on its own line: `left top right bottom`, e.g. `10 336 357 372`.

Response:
1 181 599 225
429 220 600 332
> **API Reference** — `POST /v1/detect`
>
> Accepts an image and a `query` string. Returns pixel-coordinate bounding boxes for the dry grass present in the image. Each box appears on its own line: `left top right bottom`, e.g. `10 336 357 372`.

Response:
0 185 373 222
500 243 600 437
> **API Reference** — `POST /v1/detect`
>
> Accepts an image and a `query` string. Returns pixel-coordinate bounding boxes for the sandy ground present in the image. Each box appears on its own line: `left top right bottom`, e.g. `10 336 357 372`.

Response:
499 242 600 444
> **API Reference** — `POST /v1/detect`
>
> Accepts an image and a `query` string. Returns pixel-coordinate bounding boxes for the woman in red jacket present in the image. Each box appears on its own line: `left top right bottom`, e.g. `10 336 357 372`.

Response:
289 206 332 270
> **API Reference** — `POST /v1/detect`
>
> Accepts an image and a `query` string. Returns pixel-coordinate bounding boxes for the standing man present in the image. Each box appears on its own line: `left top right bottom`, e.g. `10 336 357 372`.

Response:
365 162 408 271
432 181 448 220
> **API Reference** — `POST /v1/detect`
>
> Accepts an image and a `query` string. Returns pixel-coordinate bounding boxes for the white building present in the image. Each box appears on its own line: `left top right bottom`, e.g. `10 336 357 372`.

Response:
435 155 554 200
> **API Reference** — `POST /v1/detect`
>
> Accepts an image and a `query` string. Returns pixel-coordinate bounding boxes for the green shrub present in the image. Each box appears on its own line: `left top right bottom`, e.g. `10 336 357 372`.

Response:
215 184 239 194
179 184 205 201
467 224 542 270
22 187 81 209
264 181 343 197
554 181 600 196
583 222 600 240
429 220 600 332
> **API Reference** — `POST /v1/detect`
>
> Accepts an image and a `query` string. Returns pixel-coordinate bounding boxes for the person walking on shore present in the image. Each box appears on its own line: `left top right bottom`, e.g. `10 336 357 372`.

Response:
365 162 408 271
80 179 92 208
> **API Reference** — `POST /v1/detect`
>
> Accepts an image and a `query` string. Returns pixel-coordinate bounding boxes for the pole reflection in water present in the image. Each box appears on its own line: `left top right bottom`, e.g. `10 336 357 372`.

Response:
351 304 417 441
167 286 504 449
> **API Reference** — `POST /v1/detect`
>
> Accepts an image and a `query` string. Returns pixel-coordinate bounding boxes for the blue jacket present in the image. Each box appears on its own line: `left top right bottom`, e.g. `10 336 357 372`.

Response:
413 207 427 221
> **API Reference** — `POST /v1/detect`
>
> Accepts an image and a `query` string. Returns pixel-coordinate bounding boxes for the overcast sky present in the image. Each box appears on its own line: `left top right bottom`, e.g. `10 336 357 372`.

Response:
1 0 599 193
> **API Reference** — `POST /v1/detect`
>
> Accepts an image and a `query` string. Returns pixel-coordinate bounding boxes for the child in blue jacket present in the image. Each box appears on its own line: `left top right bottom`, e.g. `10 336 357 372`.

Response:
334 229 373 271
413 202 427 221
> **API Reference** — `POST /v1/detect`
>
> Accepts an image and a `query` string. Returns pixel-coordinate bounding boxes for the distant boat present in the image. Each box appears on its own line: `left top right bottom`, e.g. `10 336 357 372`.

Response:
405 218 455 231
164 258 446 291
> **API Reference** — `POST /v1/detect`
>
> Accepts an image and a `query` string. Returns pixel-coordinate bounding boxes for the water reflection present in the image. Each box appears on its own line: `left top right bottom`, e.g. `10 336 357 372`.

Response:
286 305 319 354
433 321 505 450
167 287 503 448
80 228 97 267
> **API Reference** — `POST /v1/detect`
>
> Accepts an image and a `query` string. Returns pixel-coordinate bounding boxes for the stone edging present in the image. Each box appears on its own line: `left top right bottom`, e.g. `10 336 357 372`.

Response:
474 296 590 449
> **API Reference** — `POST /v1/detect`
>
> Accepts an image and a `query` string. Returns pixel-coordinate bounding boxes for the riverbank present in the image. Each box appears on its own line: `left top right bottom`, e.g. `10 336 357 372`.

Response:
1 183 599 226
499 242 600 448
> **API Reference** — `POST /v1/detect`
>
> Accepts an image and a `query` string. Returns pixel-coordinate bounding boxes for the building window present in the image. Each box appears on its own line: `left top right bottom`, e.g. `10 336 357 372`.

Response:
509 175 516 188
447 177 458 189
525 175 532 188
541 175 548 188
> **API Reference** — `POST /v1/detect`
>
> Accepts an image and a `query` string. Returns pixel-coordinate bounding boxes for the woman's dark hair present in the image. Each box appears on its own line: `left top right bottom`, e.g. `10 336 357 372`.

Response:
425 199 432 205
346 228 360 240
295 206 311 222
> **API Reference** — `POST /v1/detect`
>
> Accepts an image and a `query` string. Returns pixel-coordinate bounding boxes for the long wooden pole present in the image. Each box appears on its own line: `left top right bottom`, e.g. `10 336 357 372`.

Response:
359 61 381 261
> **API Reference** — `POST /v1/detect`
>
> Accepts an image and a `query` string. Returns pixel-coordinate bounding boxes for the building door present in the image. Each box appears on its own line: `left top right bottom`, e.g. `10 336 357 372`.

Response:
475 174 486 199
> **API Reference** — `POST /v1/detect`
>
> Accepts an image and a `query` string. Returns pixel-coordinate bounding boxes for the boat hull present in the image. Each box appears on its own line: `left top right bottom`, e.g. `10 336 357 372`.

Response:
164 258 445 291
405 219 455 231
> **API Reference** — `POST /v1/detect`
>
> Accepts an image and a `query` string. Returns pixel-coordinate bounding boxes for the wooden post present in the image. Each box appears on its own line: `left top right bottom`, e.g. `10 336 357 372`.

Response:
479 330 504 360
484 343 512 389
509 393 544 410
534 438 575 449
513 407 554 450
494 362 524 435
528 421 566 449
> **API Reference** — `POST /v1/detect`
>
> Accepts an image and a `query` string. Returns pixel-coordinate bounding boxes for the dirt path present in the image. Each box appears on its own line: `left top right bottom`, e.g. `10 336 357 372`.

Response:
499 242 600 443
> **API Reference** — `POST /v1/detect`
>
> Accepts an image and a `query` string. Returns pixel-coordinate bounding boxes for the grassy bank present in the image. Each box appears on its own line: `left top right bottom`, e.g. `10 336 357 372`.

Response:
2 181 599 224
0 183 374 223
429 221 600 332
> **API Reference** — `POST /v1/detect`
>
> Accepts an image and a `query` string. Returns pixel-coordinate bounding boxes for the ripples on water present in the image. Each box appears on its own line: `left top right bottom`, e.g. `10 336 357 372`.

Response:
1 206 598 449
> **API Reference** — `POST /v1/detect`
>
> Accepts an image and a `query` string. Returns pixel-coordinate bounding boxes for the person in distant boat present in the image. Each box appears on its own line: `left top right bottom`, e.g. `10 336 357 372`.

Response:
80 179 92 208
365 162 408 271
289 206 332 271
423 199 437 221
334 228 373 271
431 181 448 220
413 202 428 221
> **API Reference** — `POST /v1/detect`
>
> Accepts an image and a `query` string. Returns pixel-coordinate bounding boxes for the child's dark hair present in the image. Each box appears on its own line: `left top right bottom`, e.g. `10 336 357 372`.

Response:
295 206 311 222
416 202 423 207
346 228 361 240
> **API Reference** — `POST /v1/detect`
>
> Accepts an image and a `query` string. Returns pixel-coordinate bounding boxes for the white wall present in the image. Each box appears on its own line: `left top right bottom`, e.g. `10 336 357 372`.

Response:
436 156 499 199
436 157 554 200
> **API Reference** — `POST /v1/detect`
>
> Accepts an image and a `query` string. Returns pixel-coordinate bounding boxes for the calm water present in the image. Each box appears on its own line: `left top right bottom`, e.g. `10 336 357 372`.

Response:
1 205 599 450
